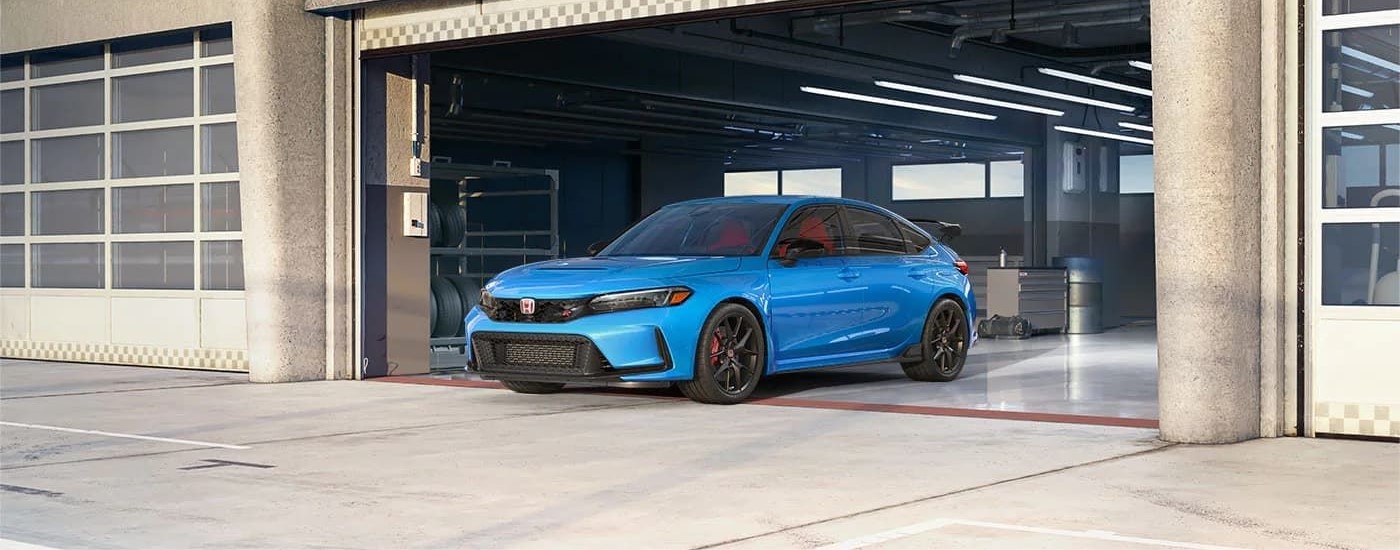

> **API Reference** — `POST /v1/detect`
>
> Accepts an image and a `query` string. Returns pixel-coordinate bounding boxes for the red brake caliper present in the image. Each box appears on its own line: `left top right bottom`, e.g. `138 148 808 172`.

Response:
711 332 723 366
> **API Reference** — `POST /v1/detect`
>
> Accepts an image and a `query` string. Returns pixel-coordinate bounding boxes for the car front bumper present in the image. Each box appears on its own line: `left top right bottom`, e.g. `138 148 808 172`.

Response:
462 300 710 383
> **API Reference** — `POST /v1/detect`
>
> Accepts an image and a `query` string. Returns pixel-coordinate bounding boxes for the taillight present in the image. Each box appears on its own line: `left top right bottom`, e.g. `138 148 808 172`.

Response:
954 259 969 275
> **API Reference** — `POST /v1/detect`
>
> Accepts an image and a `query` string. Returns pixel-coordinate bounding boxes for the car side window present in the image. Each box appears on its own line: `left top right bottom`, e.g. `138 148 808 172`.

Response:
844 207 908 256
897 221 933 254
771 206 845 258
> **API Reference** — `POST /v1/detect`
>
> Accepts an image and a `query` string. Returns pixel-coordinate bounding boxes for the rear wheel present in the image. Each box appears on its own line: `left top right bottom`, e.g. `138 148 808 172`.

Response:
902 298 969 382
679 303 765 404
500 380 566 394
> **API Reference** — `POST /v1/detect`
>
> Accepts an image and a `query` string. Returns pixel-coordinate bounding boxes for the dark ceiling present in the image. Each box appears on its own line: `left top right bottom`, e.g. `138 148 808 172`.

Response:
430 0 1154 168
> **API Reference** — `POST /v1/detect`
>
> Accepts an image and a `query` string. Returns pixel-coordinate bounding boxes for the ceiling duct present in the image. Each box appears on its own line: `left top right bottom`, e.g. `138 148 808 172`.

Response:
794 0 1150 54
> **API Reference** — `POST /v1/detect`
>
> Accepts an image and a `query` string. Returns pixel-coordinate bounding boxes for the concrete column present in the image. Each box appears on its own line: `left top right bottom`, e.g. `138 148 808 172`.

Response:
232 1 330 382
1152 0 1263 443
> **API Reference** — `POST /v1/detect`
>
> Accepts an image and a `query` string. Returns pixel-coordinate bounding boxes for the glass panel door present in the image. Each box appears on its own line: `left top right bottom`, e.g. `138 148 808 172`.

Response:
1306 4 1400 438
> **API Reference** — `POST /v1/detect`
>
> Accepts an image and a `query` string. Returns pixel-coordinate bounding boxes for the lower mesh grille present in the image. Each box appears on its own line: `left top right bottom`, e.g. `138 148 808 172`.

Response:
472 332 607 376
504 342 575 367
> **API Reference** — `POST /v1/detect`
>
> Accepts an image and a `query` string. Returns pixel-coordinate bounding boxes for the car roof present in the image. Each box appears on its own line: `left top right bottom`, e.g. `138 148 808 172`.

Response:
671 195 868 209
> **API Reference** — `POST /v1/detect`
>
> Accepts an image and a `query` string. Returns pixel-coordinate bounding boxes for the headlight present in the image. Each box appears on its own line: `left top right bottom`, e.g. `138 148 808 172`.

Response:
589 287 693 313
478 289 495 310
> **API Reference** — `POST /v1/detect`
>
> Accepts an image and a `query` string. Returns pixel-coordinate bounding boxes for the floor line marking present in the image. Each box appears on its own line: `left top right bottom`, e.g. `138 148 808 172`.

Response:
814 518 1251 550
0 421 249 450
0 539 66 550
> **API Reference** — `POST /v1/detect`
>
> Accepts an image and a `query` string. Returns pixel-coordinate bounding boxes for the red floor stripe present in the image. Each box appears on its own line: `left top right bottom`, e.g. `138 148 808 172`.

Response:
372 376 1158 429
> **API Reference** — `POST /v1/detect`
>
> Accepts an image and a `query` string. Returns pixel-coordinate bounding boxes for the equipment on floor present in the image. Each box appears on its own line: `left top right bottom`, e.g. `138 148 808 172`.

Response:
978 315 1033 339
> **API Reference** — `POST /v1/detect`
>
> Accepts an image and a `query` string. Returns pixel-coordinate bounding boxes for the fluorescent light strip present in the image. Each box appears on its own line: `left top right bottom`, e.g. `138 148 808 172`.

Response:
799 86 997 121
954 74 1137 112
873 80 1065 117
1054 125 1154 145
1339 131 1365 140
1340 83 1375 98
1341 46 1400 74
1118 121 1154 133
1386 125 1400 132
1129 60 1152 71
1038 67 1153 97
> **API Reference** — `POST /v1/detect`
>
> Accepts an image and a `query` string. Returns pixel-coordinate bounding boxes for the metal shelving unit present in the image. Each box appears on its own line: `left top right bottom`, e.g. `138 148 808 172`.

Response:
428 162 561 370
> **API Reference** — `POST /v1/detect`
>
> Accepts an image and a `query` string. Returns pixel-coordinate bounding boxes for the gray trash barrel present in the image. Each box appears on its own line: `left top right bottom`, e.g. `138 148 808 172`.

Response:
1054 256 1103 334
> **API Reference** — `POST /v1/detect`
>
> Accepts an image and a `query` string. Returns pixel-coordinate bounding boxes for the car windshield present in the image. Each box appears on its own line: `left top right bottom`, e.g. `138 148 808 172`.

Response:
599 202 788 257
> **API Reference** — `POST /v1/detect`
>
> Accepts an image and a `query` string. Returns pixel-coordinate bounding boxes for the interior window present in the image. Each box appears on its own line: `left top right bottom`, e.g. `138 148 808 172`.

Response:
772 206 844 258
845 207 908 255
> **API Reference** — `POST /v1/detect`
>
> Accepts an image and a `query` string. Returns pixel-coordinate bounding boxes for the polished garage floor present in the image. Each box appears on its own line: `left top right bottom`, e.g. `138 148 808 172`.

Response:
444 325 1160 425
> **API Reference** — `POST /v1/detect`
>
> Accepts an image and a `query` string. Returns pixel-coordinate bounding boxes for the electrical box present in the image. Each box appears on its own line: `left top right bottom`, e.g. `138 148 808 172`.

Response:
1062 142 1086 193
403 192 428 237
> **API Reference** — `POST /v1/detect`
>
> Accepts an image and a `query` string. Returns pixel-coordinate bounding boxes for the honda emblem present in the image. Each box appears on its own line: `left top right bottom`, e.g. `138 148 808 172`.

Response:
519 298 536 315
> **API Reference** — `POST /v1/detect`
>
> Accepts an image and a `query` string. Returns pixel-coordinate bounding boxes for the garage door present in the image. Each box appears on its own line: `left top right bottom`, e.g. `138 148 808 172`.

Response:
357 0 852 53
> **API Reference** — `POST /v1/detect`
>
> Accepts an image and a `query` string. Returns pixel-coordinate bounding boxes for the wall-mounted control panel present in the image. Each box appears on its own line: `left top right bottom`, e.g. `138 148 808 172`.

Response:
403 191 428 237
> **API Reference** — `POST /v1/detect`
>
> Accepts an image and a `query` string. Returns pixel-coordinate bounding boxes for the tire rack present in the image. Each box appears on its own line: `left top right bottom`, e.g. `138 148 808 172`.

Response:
428 162 561 371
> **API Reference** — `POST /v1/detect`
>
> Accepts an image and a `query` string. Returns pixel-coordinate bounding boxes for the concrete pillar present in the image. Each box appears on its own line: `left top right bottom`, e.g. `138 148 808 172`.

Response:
1152 0 1262 443
232 1 330 382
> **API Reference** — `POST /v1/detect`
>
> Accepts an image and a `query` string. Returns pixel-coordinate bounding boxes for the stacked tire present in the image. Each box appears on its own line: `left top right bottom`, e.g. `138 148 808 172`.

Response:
429 201 467 248
429 274 482 338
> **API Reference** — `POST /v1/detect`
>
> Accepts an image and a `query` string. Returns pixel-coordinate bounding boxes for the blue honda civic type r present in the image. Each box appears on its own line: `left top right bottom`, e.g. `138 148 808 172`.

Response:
464 195 978 404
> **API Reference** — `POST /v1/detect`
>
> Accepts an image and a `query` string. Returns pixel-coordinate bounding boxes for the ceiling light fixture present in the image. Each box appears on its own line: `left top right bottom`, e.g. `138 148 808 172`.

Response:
1341 46 1400 74
1118 121 1154 133
1340 83 1376 98
1386 125 1400 132
874 80 1066 116
799 86 998 121
1054 125 1154 145
1038 67 1153 97
1129 60 1152 71
1339 131 1366 140
954 74 1137 112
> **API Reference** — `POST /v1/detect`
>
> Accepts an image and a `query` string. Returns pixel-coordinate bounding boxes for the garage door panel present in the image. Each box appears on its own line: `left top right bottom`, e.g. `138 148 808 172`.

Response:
361 0 806 51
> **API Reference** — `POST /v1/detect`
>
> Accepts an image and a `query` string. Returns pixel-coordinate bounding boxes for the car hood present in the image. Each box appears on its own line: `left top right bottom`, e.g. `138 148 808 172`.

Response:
486 256 744 297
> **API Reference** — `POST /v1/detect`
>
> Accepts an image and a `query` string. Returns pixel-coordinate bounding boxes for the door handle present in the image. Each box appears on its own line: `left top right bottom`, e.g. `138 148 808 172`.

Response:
909 268 934 279
838 268 862 281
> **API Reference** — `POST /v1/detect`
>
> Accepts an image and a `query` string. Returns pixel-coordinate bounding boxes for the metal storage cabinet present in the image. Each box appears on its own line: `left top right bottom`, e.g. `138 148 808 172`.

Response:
985 267 1068 332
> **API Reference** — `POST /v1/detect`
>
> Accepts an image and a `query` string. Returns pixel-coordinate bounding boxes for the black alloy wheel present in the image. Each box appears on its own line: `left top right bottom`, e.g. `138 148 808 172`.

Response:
902 298 969 382
680 303 765 404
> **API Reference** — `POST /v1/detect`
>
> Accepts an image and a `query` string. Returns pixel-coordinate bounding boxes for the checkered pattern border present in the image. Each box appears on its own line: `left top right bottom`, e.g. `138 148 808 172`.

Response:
1314 402 1398 438
361 0 791 50
0 340 248 372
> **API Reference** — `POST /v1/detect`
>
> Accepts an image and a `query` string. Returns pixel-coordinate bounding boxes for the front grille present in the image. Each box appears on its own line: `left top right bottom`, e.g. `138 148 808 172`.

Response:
472 332 608 376
480 297 590 323
504 342 574 367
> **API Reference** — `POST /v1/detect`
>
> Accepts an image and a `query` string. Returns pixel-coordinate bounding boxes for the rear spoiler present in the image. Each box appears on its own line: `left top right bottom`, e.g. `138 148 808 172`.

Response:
908 218 962 243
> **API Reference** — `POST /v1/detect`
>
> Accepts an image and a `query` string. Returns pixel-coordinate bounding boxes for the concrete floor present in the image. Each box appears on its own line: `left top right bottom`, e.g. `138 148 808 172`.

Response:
1 357 1396 550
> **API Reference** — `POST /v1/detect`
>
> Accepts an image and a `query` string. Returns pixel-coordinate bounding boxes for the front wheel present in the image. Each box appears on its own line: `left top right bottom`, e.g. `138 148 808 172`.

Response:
678 303 765 404
901 298 969 382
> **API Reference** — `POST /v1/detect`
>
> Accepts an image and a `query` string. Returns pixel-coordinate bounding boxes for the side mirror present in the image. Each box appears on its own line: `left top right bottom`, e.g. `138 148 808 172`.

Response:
586 240 609 256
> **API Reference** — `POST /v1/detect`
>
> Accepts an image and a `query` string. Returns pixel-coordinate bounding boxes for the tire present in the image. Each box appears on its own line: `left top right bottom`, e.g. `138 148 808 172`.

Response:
446 275 481 313
500 380 566 394
430 276 463 338
439 201 467 248
901 298 970 382
678 303 765 404
428 202 444 247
